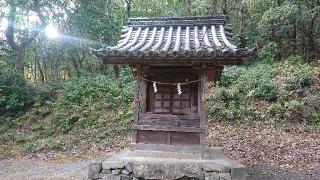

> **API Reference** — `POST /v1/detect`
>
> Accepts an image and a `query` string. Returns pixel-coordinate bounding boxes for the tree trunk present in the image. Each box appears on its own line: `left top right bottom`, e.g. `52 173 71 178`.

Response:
34 53 37 82
238 0 244 34
14 47 25 77
71 56 80 78
126 0 131 18
113 65 120 78
308 16 316 61
36 55 45 83
292 24 297 54
37 61 45 83
186 0 192 15
222 0 227 15
5 2 46 78
43 57 48 82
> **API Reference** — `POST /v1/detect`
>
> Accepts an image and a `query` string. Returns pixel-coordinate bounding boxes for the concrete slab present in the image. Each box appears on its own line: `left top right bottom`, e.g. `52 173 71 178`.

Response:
91 144 247 180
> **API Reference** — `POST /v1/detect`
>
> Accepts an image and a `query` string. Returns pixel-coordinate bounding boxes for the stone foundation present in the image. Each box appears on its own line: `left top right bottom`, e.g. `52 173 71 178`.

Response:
88 144 247 180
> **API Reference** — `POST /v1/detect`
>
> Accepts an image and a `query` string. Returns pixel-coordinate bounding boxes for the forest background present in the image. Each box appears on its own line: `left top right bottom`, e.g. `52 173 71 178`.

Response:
0 0 319 174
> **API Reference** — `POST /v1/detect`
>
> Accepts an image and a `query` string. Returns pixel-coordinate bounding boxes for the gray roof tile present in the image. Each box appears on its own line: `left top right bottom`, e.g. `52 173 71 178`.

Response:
92 15 255 64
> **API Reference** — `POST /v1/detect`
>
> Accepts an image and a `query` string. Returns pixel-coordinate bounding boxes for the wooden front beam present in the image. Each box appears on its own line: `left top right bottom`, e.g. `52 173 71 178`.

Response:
134 125 205 133
198 65 207 147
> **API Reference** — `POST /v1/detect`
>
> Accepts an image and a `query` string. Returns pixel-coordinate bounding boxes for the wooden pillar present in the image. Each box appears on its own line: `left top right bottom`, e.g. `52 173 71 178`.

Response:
198 65 207 147
140 79 147 114
133 66 142 144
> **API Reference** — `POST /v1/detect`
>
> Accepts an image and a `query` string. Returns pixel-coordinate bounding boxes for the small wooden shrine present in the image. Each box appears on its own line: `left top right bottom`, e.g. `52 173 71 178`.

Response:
93 15 254 147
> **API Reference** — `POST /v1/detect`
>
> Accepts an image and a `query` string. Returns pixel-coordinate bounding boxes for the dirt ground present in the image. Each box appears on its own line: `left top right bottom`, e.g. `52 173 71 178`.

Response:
0 153 103 180
0 121 319 179
247 164 318 180
0 153 318 180
207 121 320 179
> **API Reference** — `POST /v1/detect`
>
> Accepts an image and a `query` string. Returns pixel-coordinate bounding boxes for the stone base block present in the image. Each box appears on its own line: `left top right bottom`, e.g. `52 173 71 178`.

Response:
88 144 247 180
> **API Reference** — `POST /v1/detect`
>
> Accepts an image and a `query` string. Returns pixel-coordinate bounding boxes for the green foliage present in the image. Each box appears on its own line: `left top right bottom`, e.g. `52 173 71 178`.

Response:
68 0 125 43
252 80 278 101
0 74 35 114
0 69 134 155
283 56 316 91
207 61 320 125
285 55 304 65
259 3 299 26
34 82 61 106
1 0 320 156
219 63 278 100
0 74 61 116
53 69 133 132
218 66 246 87
258 42 280 62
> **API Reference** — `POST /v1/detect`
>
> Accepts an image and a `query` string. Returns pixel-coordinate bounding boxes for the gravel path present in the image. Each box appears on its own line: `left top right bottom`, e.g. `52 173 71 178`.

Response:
0 153 318 180
0 154 105 180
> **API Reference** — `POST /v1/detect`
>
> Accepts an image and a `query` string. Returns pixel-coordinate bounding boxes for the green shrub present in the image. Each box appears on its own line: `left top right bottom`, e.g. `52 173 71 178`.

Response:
207 87 243 121
218 66 246 87
0 74 35 114
283 58 316 91
258 42 280 62
207 61 319 125
253 80 278 101
0 68 135 155
53 68 134 132
0 74 61 116
34 82 62 106
285 55 304 64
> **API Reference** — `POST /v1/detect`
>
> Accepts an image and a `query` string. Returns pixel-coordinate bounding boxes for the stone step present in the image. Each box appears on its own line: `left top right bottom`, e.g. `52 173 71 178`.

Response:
125 149 203 159
129 143 223 154
89 146 247 180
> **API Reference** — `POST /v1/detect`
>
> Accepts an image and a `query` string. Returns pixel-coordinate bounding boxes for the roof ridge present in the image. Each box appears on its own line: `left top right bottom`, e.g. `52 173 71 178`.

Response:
91 14 257 64
128 14 226 21
127 15 227 27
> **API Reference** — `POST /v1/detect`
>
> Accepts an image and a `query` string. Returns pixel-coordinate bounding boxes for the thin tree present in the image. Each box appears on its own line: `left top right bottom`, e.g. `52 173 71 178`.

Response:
4 0 46 77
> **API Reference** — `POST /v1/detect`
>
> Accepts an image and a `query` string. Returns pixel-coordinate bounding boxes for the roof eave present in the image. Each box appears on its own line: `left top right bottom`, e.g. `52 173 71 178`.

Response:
100 56 247 66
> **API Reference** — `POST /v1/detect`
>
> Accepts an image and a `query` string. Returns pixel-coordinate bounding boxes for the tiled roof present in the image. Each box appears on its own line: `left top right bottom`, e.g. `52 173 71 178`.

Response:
92 15 255 64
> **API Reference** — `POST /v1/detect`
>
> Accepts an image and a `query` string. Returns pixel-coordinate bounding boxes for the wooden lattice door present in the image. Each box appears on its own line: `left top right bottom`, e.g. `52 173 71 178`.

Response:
151 83 191 115
137 69 201 146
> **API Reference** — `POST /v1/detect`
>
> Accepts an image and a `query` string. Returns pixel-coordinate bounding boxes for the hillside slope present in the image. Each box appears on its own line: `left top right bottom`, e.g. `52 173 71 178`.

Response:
0 60 319 175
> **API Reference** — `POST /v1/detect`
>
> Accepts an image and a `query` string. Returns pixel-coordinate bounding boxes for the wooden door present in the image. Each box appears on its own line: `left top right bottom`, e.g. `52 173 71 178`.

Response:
150 83 191 115
147 72 193 115
172 87 191 114
137 69 201 146
153 84 171 114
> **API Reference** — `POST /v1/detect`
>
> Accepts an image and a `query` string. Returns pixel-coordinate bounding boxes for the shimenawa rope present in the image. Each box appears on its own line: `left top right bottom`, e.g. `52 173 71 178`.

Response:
137 77 203 85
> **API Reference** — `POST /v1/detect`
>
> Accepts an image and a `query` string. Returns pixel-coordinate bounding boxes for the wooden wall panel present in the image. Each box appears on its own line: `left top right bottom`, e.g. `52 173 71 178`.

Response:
137 130 169 144
170 132 200 145
137 130 200 146
139 114 200 128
